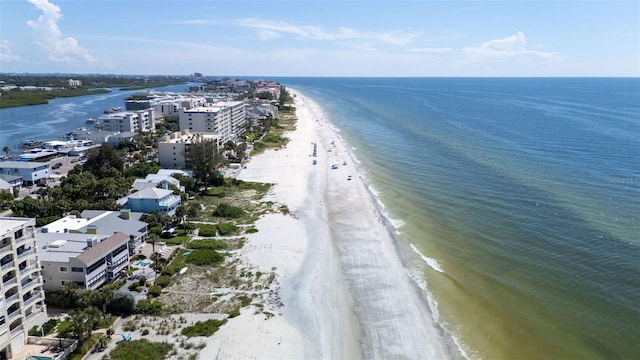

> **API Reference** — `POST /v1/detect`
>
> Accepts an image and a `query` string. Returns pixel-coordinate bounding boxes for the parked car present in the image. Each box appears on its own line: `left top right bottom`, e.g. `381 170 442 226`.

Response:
52 162 63 169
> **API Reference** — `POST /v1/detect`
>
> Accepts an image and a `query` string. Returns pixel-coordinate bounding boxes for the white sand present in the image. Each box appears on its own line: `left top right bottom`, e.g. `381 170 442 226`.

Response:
204 90 455 359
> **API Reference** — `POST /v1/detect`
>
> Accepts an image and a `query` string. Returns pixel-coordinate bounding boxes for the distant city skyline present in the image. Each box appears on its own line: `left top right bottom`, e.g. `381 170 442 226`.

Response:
1 0 638 77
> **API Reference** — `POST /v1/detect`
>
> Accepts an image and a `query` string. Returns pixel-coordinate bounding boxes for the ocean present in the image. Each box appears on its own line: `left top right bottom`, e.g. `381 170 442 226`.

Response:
1 77 638 359
275 77 640 359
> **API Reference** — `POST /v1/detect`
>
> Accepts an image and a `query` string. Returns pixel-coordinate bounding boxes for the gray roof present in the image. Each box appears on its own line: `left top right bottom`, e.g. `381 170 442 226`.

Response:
127 187 172 200
79 210 147 237
0 174 22 183
0 160 48 169
38 232 111 263
77 232 128 264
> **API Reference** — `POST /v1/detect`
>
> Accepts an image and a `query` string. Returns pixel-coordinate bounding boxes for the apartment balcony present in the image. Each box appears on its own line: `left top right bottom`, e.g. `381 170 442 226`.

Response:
7 308 22 320
21 278 40 291
25 305 45 322
5 292 19 305
16 229 35 244
1 260 15 272
3 276 17 288
10 324 23 335
23 292 43 307
0 244 12 257
17 248 35 260
19 262 39 276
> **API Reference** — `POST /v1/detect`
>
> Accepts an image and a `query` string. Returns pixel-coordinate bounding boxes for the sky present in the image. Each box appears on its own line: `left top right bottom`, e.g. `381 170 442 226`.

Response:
0 0 638 77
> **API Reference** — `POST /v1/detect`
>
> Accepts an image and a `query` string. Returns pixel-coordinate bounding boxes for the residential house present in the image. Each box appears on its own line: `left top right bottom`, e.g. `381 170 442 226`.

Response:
0 161 49 186
37 232 129 291
132 174 183 193
119 188 181 216
0 217 48 359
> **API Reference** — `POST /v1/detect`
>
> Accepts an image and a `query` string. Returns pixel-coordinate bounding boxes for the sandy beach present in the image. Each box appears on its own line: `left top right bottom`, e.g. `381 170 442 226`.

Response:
208 90 454 359
92 89 455 359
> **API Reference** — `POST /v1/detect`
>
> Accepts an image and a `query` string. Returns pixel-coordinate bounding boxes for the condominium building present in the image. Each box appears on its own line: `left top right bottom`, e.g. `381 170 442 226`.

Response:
98 109 156 133
157 130 220 169
178 101 246 145
0 217 48 359
37 232 130 292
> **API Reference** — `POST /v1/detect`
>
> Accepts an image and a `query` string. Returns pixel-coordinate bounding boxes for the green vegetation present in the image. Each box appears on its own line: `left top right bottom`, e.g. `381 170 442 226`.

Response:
189 239 227 250
180 319 227 337
185 249 225 266
135 299 165 315
204 187 226 197
0 88 109 108
217 222 238 236
103 339 174 360
212 202 245 218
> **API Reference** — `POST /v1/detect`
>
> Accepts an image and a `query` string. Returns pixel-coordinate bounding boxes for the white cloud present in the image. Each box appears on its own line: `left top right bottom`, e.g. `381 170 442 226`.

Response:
235 18 419 46
0 40 21 62
462 32 562 62
25 0 100 64
405 47 452 54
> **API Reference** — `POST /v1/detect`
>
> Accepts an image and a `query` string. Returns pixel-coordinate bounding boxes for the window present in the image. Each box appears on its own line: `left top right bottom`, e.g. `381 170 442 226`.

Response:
59 266 68 272
71 267 84 273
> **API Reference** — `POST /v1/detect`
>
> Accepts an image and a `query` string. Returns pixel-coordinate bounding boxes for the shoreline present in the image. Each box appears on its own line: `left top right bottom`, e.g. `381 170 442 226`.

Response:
216 89 459 358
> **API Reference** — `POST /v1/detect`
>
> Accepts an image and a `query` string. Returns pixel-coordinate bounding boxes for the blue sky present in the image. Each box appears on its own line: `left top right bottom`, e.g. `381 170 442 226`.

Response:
1 0 638 76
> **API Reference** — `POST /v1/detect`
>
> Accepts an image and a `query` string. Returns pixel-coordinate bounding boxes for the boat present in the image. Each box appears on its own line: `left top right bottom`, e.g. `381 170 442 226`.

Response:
85 118 99 124
103 106 123 114
20 139 45 149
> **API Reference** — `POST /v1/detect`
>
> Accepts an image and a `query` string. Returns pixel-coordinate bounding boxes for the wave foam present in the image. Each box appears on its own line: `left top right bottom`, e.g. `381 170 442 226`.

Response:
410 243 445 274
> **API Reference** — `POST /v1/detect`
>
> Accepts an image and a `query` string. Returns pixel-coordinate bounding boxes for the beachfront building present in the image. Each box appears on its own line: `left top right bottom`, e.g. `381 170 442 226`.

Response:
132 173 183 193
37 231 130 291
98 109 156 133
40 210 149 256
0 161 49 186
118 188 181 216
178 101 246 144
0 217 48 360
157 130 221 169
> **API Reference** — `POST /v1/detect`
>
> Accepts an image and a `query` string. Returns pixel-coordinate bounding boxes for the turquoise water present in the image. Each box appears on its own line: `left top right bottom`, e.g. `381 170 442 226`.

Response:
276 78 639 359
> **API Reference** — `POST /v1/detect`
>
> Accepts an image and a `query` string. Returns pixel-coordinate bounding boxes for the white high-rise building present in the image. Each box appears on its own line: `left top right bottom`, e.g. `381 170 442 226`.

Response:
157 130 220 169
0 217 47 359
98 109 156 133
178 101 246 145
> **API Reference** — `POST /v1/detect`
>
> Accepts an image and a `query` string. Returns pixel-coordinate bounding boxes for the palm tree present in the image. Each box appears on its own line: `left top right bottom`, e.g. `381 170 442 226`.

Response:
62 281 78 308
2 145 11 159
69 310 88 346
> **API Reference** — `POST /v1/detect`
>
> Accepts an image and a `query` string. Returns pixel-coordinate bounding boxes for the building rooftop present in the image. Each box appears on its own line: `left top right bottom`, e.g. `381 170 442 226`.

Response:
0 217 34 235
0 160 48 169
40 210 147 238
127 187 173 200
77 232 128 264
38 232 110 263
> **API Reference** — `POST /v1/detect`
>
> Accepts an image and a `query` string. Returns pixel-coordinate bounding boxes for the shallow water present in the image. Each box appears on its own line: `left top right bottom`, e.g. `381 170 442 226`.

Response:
276 77 640 359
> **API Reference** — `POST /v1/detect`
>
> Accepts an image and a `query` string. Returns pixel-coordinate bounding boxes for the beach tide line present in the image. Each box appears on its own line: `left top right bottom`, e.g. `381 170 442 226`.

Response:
410 243 445 274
